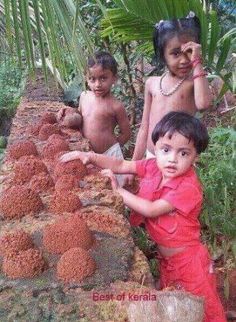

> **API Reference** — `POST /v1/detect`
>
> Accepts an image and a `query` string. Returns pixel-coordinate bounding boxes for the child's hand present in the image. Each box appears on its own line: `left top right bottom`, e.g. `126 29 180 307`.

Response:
57 107 67 122
181 41 202 61
60 151 90 164
101 169 119 191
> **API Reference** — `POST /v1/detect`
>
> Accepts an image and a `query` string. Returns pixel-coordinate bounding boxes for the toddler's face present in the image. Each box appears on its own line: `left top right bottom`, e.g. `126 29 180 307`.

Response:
86 64 117 97
154 131 198 182
163 35 196 78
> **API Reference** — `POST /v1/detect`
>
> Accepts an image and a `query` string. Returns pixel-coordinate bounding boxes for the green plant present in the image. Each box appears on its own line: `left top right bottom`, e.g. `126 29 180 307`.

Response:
198 126 236 263
100 0 236 95
0 58 24 119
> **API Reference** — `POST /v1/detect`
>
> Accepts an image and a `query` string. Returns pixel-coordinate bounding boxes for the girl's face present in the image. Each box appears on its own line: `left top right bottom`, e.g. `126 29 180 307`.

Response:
154 131 198 183
163 35 195 78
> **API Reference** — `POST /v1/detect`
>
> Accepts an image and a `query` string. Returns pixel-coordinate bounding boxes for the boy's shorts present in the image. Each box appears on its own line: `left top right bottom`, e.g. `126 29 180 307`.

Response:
103 143 125 186
159 244 226 322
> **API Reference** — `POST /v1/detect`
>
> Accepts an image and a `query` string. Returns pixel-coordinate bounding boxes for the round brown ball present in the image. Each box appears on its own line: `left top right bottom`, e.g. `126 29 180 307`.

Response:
0 230 34 256
55 175 80 192
54 159 87 180
49 191 82 215
2 249 46 279
38 123 61 141
29 172 54 193
57 247 96 283
0 186 43 219
8 140 38 160
41 112 57 124
43 215 93 254
42 139 69 160
13 155 48 184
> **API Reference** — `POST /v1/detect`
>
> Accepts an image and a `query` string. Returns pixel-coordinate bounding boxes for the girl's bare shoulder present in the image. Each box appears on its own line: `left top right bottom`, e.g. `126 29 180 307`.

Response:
145 76 161 93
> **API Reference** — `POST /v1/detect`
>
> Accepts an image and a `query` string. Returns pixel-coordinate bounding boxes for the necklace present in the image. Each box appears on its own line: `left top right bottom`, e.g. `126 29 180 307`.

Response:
159 71 186 96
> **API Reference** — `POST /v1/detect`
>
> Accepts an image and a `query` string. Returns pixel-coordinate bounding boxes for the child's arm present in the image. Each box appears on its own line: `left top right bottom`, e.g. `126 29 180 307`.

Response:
114 102 131 145
182 42 212 110
103 169 174 217
60 151 137 174
132 78 152 160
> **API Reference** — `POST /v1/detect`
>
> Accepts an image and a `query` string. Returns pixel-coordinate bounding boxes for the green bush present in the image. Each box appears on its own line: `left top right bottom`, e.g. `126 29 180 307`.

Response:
198 126 236 262
0 58 24 119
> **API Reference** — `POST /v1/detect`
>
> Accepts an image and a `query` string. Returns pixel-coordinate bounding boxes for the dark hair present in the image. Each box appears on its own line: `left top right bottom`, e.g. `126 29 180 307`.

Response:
152 111 209 154
153 13 201 67
87 51 118 75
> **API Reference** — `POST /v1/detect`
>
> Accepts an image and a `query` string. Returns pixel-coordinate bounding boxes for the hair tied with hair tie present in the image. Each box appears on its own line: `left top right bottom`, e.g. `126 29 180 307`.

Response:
186 11 195 18
155 20 164 29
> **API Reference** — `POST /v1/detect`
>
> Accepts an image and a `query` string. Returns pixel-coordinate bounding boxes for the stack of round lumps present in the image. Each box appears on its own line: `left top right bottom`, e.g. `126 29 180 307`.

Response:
8 140 38 160
57 247 96 283
13 155 48 184
49 190 82 214
43 215 93 254
39 123 61 141
0 230 34 256
55 174 80 192
0 185 43 219
2 249 46 279
54 159 87 180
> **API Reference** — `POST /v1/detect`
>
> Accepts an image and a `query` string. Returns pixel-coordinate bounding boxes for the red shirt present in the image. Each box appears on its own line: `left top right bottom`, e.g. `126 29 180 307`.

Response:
130 159 203 248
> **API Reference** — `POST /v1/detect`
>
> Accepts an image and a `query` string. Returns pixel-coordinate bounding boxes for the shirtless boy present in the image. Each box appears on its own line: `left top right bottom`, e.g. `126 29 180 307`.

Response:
58 52 131 184
58 51 130 155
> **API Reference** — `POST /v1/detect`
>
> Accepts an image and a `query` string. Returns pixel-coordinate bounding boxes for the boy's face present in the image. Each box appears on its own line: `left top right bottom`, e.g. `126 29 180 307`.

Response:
154 131 198 181
86 64 117 97
164 34 196 78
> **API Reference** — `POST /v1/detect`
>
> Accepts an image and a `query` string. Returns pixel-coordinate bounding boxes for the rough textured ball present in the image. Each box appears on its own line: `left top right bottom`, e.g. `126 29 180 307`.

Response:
42 139 69 160
2 248 46 279
54 159 87 180
57 247 96 283
0 230 34 256
41 112 57 124
38 123 61 141
13 155 48 184
55 175 80 192
0 186 43 219
49 191 82 214
43 215 93 254
8 140 38 160
28 172 54 193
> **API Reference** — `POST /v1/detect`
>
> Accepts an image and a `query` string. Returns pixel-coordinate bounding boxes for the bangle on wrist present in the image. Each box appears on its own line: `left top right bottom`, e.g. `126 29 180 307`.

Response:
191 57 203 68
192 72 207 80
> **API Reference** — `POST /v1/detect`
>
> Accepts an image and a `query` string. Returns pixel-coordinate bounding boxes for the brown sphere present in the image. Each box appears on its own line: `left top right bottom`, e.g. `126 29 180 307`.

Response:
55 175 80 192
47 134 66 143
49 191 82 214
8 140 38 160
38 123 61 141
54 159 87 180
42 139 69 160
2 249 46 279
43 215 93 254
0 230 34 256
41 112 57 124
13 155 48 184
28 172 54 193
0 185 43 219
57 247 96 283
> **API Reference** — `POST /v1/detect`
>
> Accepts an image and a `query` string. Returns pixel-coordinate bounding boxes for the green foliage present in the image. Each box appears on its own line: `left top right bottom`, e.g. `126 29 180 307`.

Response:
198 126 236 240
100 0 236 93
0 58 24 118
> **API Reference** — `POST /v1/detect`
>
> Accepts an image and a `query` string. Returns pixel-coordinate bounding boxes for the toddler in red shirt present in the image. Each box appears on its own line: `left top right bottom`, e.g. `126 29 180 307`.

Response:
60 111 226 322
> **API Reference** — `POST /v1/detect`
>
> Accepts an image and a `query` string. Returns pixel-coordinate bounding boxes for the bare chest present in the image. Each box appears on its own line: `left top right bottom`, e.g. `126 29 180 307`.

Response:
149 82 196 126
